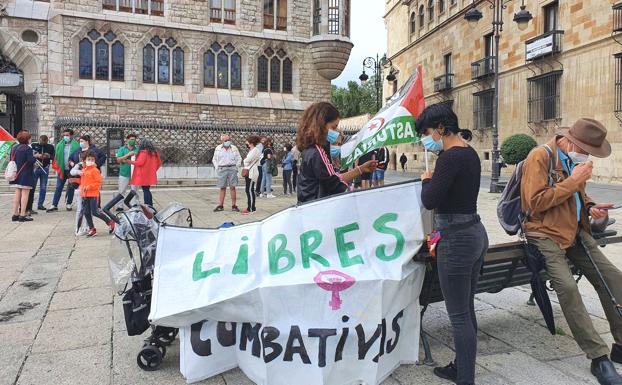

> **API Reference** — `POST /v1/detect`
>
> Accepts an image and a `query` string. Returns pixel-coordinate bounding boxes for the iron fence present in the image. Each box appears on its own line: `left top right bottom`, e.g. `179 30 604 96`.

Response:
53 117 360 168
473 89 495 129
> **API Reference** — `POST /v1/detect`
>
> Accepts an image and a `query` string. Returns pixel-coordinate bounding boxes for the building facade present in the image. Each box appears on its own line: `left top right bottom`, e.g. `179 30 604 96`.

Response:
385 0 622 182
0 0 352 175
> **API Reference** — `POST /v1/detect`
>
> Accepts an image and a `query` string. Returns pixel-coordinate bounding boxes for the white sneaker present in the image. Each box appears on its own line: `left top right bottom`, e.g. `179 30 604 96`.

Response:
66 204 73 211
261 193 267 198
266 194 276 199
75 228 89 236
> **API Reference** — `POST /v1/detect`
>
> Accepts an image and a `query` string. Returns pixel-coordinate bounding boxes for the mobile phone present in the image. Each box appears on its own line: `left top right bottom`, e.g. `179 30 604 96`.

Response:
603 205 621 211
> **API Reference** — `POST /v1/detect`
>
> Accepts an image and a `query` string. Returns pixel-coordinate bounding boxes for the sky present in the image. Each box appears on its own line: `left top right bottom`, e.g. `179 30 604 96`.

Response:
332 1 387 88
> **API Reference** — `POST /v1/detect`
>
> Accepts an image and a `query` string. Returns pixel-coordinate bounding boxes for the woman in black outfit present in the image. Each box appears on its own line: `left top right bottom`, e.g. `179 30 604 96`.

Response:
296 102 377 204
418 103 488 385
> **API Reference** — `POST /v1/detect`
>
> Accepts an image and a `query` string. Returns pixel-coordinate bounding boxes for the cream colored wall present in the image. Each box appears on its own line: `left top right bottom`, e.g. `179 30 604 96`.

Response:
385 0 622 182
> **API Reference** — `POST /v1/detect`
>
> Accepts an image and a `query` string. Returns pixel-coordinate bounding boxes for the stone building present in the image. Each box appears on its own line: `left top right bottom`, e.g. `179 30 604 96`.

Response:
0 0 352 175
384 0 622 182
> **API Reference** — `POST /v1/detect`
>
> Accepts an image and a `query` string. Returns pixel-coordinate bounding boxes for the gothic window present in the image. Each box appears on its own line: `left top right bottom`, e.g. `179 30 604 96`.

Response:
103 0 163 16
439 0 445 14
257 48 292 93
78 29 124 81
418 5 425 29
428 0 434 22
143 36 184 85
410 12 416 35
210 0 236 24
203 42 242 90
328 0 340 34
264 0 287 31
313 0 321 35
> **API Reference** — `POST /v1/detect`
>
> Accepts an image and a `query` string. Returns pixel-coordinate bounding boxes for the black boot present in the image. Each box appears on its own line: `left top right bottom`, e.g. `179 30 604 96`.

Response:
611 344 622 365
591 356 622 385
433 361 458 383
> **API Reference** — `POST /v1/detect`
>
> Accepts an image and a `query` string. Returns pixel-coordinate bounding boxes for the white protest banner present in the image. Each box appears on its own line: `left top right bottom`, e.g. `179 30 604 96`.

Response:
340 64 425 169
149 181 430 384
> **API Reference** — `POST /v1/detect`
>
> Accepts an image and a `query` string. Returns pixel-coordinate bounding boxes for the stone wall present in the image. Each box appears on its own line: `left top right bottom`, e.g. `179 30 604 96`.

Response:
385 0 622 182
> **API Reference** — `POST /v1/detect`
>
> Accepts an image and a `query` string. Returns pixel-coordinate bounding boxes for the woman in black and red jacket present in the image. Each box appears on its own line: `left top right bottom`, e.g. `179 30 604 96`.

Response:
296 102 377 204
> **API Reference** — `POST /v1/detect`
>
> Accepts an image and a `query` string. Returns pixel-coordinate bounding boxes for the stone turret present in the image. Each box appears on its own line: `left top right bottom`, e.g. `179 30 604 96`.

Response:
309 0 353 80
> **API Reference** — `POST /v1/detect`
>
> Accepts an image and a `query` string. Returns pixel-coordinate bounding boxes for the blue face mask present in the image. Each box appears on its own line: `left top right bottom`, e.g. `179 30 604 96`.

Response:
79 142 87 149
326 129 340 144
223 141 232 148
421 133 443 152
63 136 71 143
330 145 341 158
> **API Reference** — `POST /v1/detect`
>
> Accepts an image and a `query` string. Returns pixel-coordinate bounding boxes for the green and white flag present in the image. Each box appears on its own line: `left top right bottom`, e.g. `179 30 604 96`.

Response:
0 125 16 171
340 64 425 168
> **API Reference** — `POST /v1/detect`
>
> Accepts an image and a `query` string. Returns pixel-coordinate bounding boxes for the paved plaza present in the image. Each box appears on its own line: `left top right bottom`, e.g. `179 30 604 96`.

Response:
1 172 622 385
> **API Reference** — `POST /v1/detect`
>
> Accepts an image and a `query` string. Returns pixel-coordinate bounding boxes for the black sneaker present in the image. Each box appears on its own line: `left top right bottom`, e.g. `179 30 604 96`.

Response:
37 206 47 211
591 357 622 385
213 205 224 212
433 361 458 383
611 344 622 365
18 216 34 222
232 205 240 212
12 215 19 222
46 206 58 213
115 207 124 212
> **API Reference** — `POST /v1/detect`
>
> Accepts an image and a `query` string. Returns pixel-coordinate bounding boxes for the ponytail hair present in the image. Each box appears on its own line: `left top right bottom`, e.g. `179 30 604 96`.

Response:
415 103 472 142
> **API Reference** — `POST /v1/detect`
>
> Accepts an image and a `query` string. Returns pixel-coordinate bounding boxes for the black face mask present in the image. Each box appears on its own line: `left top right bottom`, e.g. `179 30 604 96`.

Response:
245 144 250 149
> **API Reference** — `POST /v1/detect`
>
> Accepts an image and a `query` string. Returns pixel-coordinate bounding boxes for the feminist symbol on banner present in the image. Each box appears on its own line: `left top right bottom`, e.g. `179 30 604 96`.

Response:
314 271 355 310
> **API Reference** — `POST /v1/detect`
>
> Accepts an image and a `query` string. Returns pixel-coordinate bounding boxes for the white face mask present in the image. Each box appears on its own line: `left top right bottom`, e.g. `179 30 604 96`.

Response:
85 160 95 167
568 144 589 164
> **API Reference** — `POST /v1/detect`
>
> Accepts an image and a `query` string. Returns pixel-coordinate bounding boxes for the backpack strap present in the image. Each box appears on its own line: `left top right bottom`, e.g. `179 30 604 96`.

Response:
542 144 557 187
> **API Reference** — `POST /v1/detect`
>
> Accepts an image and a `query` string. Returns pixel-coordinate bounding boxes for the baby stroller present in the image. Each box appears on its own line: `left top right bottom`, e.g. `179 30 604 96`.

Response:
104 192 193 371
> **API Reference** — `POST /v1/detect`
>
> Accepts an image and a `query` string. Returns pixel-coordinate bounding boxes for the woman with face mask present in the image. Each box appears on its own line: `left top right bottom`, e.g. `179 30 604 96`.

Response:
296 102 377 204
417 103 488 385
281 144 294 195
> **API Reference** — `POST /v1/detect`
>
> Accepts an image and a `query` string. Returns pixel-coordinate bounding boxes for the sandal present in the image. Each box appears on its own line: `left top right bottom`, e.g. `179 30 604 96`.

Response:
213 205 224 212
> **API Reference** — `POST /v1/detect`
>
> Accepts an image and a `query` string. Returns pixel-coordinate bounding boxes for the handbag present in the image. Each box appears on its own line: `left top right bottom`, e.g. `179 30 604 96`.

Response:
4 146 26 182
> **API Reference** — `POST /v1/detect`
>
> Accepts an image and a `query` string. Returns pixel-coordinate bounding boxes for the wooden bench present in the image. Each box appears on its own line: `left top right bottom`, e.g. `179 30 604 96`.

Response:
413 230 622 365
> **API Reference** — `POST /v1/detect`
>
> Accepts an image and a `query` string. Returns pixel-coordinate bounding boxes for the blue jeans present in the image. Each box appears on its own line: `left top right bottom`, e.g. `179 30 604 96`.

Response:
52 170 75 207
372 168 386 181
33 167 49 208
435 213 488 385
261 162 273 194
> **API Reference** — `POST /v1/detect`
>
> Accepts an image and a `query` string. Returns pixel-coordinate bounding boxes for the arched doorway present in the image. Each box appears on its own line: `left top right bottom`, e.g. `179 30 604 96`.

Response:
0 51 39 137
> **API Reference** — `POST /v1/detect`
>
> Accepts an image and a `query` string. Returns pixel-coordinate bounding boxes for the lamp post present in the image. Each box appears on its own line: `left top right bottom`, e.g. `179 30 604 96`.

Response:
465 0 532 193
359 54 395 112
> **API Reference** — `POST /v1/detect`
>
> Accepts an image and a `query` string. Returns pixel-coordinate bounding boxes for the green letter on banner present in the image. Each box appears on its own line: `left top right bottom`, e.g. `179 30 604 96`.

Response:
268 234 295 275
335 223 363 267
193 251 221 281
373 213 404 261
300 230 329 269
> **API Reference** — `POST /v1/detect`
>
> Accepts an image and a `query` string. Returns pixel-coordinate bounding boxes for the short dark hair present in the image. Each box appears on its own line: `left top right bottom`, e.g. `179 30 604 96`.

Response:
40 135 48 141
79 134 91 143
16 131 31 144
79 152 88 160
285 143 293 152
85 151 97 159
246 135 261 146
127 133 137 139
62 129 74 136
415 103 472 141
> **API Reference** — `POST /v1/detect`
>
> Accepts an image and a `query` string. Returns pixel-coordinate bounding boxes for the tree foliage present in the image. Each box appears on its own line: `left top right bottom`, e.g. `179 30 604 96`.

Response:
501 134 538 165
331 76 382 118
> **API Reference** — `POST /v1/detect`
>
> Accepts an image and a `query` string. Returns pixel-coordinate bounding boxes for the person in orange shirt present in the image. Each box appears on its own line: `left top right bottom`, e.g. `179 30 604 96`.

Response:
80 151 114 237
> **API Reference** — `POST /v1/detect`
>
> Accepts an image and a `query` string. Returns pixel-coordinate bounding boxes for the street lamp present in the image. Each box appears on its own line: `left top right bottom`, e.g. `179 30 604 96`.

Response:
358 54 394 112
465 0 532 193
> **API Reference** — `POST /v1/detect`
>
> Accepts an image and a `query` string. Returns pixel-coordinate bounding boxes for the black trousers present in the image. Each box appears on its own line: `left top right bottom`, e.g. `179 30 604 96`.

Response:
283 170 293 194
292 167 298 191
245 177 256 212
255 166 262 195
82 197 111 229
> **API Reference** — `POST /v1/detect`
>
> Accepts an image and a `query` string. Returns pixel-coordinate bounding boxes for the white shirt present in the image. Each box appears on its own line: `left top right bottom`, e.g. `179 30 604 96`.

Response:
212 144 241 169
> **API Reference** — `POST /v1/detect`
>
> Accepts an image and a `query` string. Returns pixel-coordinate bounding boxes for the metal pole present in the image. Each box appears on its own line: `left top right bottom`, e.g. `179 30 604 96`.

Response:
490 0 502 193
375 54 381 112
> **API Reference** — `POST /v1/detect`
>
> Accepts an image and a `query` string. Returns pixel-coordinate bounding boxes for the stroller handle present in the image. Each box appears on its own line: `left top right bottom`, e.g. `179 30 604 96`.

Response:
104 194 125 223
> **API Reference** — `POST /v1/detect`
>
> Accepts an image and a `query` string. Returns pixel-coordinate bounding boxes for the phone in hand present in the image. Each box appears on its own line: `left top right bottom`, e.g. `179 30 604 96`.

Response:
603 205 621 211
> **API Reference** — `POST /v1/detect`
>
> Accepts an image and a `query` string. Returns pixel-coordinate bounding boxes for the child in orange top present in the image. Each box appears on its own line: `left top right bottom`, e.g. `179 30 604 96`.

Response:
81 151 113 237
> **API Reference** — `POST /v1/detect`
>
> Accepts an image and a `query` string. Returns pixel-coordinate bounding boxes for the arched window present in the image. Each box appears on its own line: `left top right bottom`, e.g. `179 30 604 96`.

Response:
428 0 434 22
439 0 445 14
410 12 416 34
204 43 242 90
143 36 184 85
418 5 425 29
257 48 292 94
79 29 124 81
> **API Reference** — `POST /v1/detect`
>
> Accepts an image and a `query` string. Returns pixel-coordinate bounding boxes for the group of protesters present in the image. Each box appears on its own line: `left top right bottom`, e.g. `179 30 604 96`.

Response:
9 128 161 237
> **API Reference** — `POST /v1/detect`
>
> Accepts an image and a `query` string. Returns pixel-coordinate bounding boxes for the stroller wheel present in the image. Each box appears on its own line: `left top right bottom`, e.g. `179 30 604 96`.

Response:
137 345 162 371
156 328 178 346
146 339 167 358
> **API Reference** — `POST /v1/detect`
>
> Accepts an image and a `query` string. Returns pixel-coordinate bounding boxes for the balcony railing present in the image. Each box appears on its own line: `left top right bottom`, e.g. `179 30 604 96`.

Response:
210 8 236 24
471 56 495 80
614 3 622 33
434 73 454 92
525 30 564 61
103 0 163 16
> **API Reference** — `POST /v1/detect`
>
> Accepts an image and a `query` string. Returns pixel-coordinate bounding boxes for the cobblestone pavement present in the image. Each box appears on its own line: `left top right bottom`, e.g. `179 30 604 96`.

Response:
1 172 621 385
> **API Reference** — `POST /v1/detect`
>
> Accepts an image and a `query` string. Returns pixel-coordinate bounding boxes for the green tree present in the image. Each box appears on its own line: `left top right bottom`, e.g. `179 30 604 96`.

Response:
331 76 382 118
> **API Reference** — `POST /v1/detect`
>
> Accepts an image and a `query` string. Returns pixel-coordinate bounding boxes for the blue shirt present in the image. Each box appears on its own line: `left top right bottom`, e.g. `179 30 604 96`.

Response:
282 152 293 171
557 149 582 223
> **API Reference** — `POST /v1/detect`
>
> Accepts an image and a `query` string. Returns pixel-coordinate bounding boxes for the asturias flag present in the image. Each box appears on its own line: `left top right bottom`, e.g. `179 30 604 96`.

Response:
340 64 425 169
0 125 16 171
